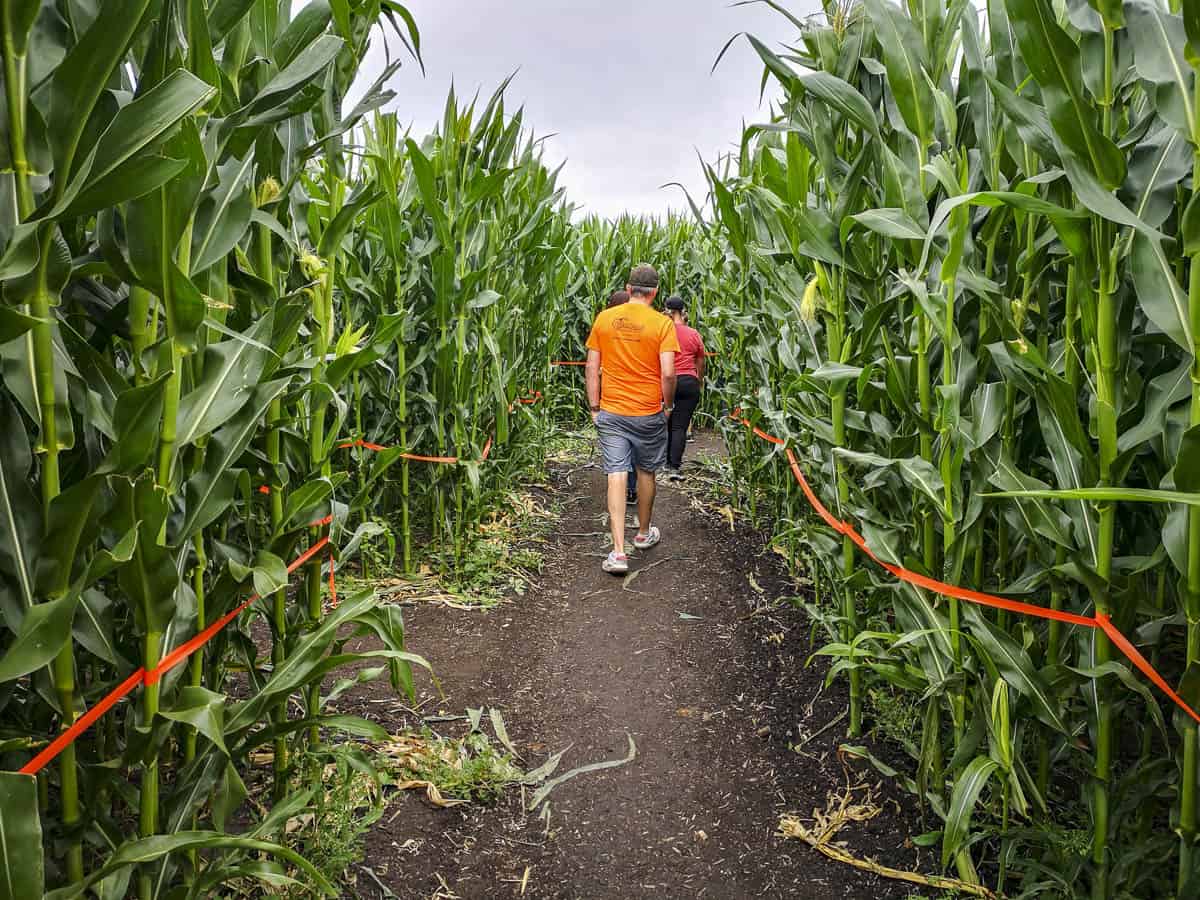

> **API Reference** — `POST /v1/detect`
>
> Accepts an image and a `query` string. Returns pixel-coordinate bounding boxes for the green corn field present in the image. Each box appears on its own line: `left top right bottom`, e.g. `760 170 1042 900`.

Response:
1 0 1199 897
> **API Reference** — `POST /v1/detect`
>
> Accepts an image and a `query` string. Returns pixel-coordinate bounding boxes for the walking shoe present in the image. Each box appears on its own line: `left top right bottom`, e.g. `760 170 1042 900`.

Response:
626 489 638 504
633 526 661 550
667 468 684 482
602 551 629 574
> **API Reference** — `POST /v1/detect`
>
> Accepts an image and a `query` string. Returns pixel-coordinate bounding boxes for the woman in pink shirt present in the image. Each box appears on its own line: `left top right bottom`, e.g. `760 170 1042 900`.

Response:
664 296 706 478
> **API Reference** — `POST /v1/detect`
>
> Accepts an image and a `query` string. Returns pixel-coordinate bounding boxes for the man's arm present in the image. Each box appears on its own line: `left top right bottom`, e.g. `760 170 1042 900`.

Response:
659 351 677 416
585 349 602 422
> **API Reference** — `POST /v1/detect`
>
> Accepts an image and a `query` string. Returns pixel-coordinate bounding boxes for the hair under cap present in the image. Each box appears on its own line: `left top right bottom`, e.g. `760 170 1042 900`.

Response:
628 264 660 289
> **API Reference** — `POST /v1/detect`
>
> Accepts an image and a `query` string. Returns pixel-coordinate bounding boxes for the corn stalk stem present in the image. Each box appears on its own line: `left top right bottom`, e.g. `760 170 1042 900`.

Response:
1179 73 1200 897
1091 27 1118 898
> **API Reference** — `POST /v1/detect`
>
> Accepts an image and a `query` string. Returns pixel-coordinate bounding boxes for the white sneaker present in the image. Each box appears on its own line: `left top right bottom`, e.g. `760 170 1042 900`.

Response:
602 552 629 574
633 526 661 550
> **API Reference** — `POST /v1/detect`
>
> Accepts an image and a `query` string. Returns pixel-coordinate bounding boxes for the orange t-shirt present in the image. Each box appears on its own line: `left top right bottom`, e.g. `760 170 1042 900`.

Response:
586 302 680 416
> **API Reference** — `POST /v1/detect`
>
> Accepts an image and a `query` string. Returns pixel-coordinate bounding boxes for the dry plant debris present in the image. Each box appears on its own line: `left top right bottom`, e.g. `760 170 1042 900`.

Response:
778 783 998 899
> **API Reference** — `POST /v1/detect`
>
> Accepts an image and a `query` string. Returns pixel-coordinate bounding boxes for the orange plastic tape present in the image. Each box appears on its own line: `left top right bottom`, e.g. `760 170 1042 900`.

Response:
20 523 336 776
340 393 541 465
732 413 1200 726
18 393 552 777
552 361 587 366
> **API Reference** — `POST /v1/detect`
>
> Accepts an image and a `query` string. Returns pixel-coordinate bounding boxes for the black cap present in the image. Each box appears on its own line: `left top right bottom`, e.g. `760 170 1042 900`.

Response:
665 295 685 311
629 264 660 289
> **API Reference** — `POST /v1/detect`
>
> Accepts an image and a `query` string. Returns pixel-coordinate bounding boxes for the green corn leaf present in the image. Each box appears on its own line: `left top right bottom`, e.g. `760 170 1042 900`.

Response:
1125 1 1193 134
74 589 127 668
1119 360 1191 453
47 0 156 184
835 449 947 512
317 188 382 259
847 208 927 242
1131 232 1194 355
0 394 41 610
798 72 880 141
863 0 933 144
282 478 334 531
0 773 43 900
746 34 801 92
190 154 255 274
174 314 275 451
985 487 1200 506
98 373 170 475
42 831 335 899
0 590 80 682
1174 426 1200 495
0 308 42 344
235 34 345 121
225 591 379 732
406 138 451 246
208 0 256 43
177 378 288 543
53 69 214 219
249 551 288 598
964 606 1068 734
158 686 228 755
1062 154 1164 242
1121 127 1191 231
1186 0 1200 67
983 72 1060 166
1006 0 1125 189
273 0 333 69
36 475 104 597
114 474 179 633
942 756 1000 869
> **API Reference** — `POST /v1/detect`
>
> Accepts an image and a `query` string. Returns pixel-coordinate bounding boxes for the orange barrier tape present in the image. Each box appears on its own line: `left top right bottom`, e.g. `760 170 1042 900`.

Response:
19 516 336 777
339 393 543 466
732 412 1200 726
552 361 587 366
19 391 545 777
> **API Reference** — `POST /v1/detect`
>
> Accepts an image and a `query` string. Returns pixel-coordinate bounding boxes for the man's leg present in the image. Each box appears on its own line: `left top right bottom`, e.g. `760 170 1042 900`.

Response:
632 412 668 544
635 468 656 536
608 471 629 555
595 412 634 567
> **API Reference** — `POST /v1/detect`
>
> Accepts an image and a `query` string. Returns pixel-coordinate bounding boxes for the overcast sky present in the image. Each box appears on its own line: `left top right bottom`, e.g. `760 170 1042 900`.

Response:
351 1 811 219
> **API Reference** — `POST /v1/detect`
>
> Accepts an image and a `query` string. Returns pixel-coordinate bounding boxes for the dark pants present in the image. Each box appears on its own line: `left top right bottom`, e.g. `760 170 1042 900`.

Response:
668 375 701 469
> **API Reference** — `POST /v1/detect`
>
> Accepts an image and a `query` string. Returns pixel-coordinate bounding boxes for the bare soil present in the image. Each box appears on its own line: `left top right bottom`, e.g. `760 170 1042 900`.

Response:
341 433 930 900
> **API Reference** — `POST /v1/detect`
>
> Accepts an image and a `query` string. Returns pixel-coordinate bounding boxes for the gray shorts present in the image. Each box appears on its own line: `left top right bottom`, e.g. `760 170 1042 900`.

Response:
596 409 668 474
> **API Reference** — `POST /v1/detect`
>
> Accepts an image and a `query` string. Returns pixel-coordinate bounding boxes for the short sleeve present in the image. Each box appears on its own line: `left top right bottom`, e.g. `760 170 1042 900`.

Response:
660 320 681 353
585 320 602 352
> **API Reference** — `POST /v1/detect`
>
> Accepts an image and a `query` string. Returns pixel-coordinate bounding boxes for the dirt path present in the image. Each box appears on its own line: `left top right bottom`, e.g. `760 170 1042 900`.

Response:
347 435 927 900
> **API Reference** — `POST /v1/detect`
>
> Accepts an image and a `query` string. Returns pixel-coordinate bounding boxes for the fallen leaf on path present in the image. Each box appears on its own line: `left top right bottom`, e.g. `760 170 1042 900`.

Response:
393 779 468 808
527 733 637 811
717 504 735 531
489 708 521 759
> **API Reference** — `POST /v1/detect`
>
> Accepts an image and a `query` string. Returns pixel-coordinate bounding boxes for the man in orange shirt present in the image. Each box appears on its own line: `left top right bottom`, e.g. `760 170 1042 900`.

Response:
585 264 680 574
